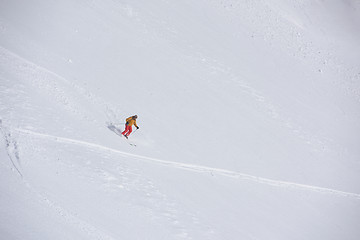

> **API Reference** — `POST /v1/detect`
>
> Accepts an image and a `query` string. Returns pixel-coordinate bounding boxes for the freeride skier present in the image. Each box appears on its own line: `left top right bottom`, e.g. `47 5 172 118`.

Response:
122 115 139 138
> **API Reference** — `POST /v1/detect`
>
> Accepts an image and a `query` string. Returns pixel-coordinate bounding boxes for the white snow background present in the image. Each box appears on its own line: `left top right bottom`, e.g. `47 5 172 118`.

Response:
1 0 360 239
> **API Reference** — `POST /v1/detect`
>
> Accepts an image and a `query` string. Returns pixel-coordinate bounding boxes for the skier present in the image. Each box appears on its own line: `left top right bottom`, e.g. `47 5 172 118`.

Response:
122 115 139 138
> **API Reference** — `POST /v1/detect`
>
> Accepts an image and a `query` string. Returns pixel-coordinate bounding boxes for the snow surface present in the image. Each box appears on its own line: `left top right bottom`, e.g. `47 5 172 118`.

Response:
1 0 360 239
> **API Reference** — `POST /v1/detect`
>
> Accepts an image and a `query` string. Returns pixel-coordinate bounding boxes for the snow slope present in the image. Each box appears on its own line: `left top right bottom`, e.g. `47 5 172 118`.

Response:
1 0 360 239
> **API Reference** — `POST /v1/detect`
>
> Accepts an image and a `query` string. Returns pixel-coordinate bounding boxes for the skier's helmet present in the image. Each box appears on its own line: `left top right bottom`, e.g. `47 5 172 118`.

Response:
133 115 138 119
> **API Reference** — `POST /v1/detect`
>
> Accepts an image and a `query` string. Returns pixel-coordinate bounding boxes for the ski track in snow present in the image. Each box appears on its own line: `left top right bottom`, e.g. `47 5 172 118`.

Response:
0 37 331 155
14 127 360 201
0 120 23 178
0 128 116 240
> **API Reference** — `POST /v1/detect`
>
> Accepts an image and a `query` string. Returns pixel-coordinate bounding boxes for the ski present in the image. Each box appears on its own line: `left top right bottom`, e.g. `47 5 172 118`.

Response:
122 134 137 147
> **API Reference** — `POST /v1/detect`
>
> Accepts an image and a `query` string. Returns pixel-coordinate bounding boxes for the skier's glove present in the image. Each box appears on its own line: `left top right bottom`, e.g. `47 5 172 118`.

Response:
136 126 139 129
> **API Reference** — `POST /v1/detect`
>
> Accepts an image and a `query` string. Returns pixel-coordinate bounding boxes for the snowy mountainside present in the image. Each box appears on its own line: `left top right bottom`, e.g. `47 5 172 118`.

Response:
1 0 360 239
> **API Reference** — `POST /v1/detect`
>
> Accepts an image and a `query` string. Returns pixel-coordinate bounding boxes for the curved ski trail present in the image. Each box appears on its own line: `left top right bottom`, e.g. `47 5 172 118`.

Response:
14 128 360 200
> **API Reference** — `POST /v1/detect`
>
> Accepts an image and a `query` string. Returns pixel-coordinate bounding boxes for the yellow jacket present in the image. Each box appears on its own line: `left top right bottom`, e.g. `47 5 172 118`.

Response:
126 117 138 127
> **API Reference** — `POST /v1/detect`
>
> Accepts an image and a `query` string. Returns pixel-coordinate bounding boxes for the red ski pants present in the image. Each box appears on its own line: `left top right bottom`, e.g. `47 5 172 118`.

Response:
122 124 132 137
